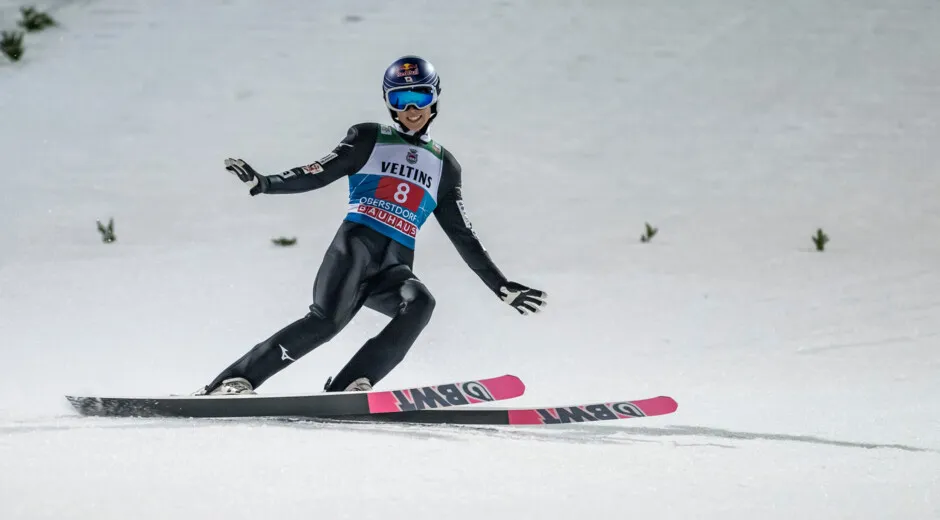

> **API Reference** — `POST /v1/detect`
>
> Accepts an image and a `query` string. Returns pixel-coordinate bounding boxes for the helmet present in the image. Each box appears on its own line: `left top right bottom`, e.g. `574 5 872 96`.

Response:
382 55 441 132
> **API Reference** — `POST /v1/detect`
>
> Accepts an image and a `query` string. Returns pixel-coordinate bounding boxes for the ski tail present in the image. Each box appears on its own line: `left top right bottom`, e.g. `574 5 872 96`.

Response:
64 374 526 419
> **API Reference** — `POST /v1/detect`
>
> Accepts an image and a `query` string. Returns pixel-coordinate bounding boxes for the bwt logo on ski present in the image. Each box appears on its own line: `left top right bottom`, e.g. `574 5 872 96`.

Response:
535 402 646 424
393 381 495 411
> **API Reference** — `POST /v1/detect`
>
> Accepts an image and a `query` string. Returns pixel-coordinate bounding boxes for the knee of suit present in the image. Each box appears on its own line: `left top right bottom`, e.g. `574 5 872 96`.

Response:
400 280 436 320
304 308 348 338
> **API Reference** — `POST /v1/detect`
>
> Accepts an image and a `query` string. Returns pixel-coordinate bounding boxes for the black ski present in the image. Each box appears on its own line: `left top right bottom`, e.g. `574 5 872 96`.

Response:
64 374 524 419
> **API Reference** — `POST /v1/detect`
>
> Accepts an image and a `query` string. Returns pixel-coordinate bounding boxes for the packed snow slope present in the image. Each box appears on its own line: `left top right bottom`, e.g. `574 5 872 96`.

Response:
1 0 939 518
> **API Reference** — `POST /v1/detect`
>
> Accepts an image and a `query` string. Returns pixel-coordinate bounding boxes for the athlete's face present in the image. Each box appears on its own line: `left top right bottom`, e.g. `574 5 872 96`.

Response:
397 106 431 132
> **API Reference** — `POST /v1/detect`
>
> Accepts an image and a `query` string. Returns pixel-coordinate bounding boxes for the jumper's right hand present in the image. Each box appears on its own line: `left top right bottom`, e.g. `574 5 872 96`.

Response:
225 158 268 196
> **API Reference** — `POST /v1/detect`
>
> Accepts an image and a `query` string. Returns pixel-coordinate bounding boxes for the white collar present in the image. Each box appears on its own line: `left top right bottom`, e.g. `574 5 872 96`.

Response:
394 123 431 142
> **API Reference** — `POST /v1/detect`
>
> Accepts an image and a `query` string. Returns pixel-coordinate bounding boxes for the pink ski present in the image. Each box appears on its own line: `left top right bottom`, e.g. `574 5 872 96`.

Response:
367 374 525 413
506 396 677 425
349 395 677 425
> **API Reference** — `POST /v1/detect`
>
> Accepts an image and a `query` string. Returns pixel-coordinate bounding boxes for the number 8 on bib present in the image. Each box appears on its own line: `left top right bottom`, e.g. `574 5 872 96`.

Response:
377 177 421 211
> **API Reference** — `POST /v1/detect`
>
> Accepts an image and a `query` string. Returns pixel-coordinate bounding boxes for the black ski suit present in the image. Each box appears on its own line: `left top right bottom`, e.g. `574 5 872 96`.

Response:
205 123 510 393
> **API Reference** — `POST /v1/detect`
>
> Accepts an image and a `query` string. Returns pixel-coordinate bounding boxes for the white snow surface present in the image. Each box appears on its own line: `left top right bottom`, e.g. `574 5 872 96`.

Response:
2 0 939 518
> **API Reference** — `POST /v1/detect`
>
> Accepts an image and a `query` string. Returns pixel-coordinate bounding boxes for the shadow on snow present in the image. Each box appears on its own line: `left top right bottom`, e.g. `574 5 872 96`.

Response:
0 415 934 453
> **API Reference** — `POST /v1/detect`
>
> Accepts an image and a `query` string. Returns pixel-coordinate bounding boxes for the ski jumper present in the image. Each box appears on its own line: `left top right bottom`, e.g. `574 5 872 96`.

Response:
205 123 508 392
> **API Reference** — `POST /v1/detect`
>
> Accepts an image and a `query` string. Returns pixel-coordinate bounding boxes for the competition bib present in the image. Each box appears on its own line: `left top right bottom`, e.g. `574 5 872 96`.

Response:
344 126 445 248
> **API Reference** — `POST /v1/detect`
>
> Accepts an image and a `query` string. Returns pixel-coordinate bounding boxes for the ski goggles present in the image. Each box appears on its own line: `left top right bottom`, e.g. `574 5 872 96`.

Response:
385 85 438 111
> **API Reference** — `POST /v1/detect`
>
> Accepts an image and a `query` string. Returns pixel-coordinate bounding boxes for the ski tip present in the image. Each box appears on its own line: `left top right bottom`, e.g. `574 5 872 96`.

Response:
505 374 525 393
485 374 525 400
644 395 678 415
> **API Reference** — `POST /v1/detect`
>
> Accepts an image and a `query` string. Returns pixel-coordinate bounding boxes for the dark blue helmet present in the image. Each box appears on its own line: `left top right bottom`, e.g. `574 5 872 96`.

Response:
382 55 441 131
383 55 441 96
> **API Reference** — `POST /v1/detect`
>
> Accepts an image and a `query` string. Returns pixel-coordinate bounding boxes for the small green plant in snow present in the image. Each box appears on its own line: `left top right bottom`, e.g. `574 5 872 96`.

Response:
97 218 116 243
1 31 25 62
17 6 57 32
640 222 658 243
272 236 297 247
812 228 829 251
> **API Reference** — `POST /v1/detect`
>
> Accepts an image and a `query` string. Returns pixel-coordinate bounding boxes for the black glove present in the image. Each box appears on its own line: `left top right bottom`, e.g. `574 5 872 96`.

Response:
225 158 269 196
498 281 547 315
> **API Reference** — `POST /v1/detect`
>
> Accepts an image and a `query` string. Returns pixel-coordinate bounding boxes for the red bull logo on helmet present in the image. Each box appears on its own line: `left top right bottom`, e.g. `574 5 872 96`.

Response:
396 63 420 77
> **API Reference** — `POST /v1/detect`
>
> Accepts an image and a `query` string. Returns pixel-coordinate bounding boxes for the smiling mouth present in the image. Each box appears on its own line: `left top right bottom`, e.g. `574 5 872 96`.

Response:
405 114 423 122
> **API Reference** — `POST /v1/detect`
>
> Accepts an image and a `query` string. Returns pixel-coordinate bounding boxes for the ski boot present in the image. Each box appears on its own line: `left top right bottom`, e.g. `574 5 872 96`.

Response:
192 377 256 396
322 376 372 392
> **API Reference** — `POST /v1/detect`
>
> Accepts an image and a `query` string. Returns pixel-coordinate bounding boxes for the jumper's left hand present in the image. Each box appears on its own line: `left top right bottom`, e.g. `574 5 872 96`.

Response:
499 282 547 315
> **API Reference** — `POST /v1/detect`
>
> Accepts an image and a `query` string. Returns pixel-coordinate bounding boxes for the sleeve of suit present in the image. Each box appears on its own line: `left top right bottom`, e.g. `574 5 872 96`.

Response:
262 123 379 194
433 150 509 295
